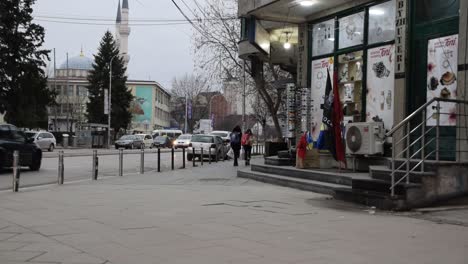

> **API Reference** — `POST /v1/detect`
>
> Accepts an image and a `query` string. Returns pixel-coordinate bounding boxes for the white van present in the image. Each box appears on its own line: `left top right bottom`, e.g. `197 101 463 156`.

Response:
151 130 183 141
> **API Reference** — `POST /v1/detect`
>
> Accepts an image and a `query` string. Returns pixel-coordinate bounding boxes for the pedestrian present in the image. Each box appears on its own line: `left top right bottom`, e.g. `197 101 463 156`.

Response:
230 125 242 166
241 129 253 166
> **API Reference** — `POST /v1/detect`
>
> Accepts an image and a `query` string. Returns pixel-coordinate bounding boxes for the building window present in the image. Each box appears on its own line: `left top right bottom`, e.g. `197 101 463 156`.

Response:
338 11 365 49
368 0 396 45
312 19 335 56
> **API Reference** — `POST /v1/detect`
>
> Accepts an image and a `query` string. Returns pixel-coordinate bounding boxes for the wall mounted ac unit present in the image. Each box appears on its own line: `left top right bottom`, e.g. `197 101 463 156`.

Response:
345 122 385 155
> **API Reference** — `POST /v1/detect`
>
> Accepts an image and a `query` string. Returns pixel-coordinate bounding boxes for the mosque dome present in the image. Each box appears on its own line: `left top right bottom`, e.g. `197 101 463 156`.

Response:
59 53 93 70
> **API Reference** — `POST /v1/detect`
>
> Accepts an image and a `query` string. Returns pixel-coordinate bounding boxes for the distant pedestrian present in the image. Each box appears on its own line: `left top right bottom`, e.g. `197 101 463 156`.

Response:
241 129 253 166
230 125 242 166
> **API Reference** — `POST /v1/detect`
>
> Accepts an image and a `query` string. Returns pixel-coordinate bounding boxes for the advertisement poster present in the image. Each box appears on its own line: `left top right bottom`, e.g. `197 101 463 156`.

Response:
426 34 458 126
131 86 153 124
339 11 365 49
310 57 334 140
286 83 296 138
366 44 395 130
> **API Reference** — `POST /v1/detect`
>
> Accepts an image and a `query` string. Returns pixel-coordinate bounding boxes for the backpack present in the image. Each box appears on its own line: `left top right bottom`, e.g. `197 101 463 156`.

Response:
241 134 251 146
230 132 241 144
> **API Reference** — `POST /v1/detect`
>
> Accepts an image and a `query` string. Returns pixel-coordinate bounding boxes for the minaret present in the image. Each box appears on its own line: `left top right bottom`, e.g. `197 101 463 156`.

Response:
119 0 130 66
115 1 121 47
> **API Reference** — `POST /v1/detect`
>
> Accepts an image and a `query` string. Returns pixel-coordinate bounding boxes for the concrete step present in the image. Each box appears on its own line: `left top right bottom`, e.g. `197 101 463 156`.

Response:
369 165 435 183
238 169 350 196
251 164 357 186
264 156 295 166
334 188 407 210
352 178 421 197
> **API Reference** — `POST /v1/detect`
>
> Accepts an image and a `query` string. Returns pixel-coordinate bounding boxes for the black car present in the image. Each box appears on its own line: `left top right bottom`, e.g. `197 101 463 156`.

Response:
152 136 172 148
0 124 42 171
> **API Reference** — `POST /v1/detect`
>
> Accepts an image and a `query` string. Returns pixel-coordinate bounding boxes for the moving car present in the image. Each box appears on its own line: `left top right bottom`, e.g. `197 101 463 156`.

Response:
152 136 172 148
174 134 192 148
187 134 228 161
135 134 153 148
0 124 42 171
115 135 144 149
152 129 183 139
210 131 232 143
25 131 56 152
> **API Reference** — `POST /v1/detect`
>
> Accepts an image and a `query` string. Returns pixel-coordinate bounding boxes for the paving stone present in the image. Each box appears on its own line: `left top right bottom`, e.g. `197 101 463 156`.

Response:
0 250 45 262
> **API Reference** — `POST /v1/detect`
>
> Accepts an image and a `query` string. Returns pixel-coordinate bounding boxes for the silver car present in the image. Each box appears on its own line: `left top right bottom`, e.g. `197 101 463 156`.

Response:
174 134 192 148
187 134 228 161
25 131 56 152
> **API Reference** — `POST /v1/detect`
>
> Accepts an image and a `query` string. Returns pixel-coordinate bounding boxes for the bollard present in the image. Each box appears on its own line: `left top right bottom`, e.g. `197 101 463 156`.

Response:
192 147 197 167
208 147 211 164
200 148 204 166
140 148 145 174
119 148 123 176
157 148 161 172
171 147 175 170
92 150 98 180
182 147 186 169
12 151 20 192
58 151 64 185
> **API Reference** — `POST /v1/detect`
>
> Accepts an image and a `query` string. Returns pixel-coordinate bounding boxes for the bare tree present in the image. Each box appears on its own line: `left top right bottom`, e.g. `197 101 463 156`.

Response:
185 0 291 138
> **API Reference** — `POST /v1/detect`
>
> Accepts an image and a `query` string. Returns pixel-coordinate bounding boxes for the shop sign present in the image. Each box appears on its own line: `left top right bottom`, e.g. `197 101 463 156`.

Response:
426 34 458 126
366 44 395 130
395 0 407 74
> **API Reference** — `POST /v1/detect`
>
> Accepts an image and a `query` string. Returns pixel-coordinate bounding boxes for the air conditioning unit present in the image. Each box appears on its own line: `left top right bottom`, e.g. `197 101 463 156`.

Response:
345 122 385 155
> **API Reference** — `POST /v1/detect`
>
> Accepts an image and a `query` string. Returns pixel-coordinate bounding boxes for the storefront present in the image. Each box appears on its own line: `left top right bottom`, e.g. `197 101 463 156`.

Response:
307 0 397 140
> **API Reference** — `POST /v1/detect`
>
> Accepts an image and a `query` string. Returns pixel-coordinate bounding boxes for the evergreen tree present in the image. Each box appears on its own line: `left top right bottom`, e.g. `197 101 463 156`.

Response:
87 31 133 137
0 0 56 128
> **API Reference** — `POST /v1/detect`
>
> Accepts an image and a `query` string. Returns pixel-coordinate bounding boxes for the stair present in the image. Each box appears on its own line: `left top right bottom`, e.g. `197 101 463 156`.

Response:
238 169 350 195
369 165 435 183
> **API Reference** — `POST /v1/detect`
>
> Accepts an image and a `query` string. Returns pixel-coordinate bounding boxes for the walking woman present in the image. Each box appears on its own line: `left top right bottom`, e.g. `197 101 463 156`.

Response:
241 129 253 165
230 125 242 166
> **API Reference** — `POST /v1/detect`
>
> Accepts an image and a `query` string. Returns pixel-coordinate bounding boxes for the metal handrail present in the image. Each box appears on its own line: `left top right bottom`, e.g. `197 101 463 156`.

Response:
388 97 468 196
386 98 468 137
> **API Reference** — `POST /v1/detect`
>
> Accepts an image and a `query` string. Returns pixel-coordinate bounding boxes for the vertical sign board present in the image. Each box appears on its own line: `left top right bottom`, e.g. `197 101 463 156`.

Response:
426 34 458 126
104 89 109 115
395 0 407 74
310 57 334 140
286 83 296 138
366 44 395 130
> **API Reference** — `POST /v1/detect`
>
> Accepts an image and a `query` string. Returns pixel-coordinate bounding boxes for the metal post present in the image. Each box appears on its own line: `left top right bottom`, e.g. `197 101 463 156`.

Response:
192 147 196 167
406 122 410 184
421 110 426 172
140 148 145 174
92 150 98 180
12 151 20 192
171 147 175 170
436 101 440 161
182 147 186 169
58 151 64 185
119 148 123 176
391 133 395 197
200 148 204 166
157 148 161 172
208 147 212 164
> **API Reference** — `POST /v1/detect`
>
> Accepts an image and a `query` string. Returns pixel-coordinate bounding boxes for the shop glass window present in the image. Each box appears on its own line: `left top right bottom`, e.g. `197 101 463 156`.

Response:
368 0 396 45
338 11 365 49
312 19 335 56
415 0 459 24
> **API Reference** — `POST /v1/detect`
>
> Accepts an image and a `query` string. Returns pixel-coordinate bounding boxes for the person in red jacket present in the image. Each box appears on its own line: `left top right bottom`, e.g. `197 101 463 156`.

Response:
241 129 253 165
296 132 308 169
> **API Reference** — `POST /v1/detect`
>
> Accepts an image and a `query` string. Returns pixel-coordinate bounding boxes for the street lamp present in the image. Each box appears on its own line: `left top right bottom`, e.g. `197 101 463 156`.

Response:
107 53 126 149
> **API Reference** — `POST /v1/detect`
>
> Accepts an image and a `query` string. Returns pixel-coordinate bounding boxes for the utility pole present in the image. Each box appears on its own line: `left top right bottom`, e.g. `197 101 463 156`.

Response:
65 53 70 133
242 60 246 132
53 48 58 132
185 94 188 134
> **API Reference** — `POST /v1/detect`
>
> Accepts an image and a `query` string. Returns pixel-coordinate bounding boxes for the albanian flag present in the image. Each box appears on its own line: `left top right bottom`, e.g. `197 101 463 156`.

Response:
317 69 346 166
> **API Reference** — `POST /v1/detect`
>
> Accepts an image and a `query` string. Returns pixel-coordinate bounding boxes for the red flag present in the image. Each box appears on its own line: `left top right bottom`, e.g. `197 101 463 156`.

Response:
332 70 347 167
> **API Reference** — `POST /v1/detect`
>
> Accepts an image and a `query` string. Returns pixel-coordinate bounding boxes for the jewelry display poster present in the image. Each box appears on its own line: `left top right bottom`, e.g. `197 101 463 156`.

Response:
339 11 365 49
427 34 458 126
368 0 396 45
312 19 335 57
311 57 334 140
286 83 296 138
366 44 395 130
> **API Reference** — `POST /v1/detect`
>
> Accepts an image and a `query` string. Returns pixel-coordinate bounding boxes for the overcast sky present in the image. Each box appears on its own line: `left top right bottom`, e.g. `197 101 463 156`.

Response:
33 0 196 90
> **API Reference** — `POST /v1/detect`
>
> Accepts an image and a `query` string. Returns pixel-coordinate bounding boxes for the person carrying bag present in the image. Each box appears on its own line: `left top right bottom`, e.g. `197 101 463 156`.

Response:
241 129 253 166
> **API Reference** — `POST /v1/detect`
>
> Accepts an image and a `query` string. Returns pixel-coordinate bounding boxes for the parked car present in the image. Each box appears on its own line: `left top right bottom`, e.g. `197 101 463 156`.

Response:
174 134 192 148
187 134 228 161
0 124 42 171
152 136 172 148
115 135 144 149
24 131 56 152
135 134 153 148
210 131 231 143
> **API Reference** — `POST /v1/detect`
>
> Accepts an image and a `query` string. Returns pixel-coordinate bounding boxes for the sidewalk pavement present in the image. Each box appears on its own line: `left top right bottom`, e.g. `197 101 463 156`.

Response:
0 159 467 264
